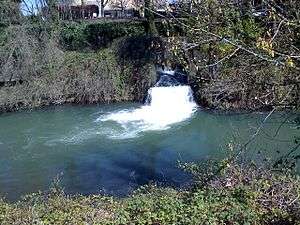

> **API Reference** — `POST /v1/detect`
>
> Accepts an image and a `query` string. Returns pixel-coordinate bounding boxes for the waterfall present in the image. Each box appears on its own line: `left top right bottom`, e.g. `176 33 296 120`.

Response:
98 85 197 138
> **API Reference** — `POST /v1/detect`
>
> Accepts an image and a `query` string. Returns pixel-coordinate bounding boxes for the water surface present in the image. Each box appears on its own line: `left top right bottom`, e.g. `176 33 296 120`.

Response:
0 103 298 201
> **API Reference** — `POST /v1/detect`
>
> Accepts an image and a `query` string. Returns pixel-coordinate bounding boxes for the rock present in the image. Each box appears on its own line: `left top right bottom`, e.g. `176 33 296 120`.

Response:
155 68 188 87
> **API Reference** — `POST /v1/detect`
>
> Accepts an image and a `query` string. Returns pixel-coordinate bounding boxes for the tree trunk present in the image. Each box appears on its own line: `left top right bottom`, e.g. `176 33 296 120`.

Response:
144 0 157 35
101 0 105 17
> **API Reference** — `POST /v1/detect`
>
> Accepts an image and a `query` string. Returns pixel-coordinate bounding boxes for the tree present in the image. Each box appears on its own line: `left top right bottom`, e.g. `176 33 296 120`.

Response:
144 0 157 34
132 0 144 17
165 0 300 110
21 0 59 22
96 0 109 17
109 0 130 17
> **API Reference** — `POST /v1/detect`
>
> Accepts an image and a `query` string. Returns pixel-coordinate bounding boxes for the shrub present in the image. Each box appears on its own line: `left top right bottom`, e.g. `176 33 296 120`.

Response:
85 21 145 49
59 22 88 51
60 21 146 51
0 1 21 28
180 161 300 225
0 48 156 113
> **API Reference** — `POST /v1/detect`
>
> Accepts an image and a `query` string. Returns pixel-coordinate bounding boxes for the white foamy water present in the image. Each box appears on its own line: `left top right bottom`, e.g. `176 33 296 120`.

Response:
96 86 197 138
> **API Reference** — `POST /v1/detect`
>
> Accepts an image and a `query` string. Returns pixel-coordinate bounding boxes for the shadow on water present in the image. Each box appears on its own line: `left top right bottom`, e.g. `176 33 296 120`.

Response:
61 141 193 198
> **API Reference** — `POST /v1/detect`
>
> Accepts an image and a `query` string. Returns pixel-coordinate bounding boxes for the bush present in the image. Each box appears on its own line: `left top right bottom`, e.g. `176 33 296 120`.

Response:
58 20 183 51
0 23 156 113
0 1 21 28
167 0 300 110
60 21 146 51
180 161 300 225
0 48 156 113
59 22 88 51
116 185 260 225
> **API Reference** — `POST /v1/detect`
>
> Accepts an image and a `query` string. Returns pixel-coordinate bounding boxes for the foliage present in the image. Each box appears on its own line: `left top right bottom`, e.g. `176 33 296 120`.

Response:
0 25 56 82
155 20 185 37
59 20 180 51
168 0 300 110
0 19 156 113
59 22 89 50
0 0 21 28
117 186 260 225
0 193 116 225
181 160 300 220
60 21 146 51
0 45 156 112
144 0 158 35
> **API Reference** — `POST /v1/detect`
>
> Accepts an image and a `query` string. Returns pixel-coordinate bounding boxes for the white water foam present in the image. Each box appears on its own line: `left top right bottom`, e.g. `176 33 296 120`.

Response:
96 85 197 139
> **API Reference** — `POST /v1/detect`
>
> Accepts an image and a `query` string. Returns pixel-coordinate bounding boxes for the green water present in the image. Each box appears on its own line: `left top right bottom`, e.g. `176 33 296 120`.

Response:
0 104 298 201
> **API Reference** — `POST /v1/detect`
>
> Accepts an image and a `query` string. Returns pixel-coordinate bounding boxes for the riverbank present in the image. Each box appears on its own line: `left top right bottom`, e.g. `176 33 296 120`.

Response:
0 21 164 114
1 162 299 225
0 48 156 114
1 19 299 114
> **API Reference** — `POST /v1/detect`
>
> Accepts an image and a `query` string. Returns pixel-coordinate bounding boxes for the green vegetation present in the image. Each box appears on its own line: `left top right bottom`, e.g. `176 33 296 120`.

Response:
0 2 177 113
0 0 21 28
60 21 146 51
0 2 299 225
0 46 156 112
167 0 300 110
0 161 299 225
1 0 299 112
0 18 159 112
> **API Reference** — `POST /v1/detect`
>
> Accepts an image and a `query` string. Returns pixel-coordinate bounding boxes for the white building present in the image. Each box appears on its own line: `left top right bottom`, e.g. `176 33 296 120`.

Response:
60 0 139 18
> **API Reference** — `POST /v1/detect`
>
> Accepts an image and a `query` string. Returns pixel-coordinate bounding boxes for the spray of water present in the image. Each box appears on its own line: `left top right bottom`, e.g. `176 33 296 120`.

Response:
97 85 197 138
